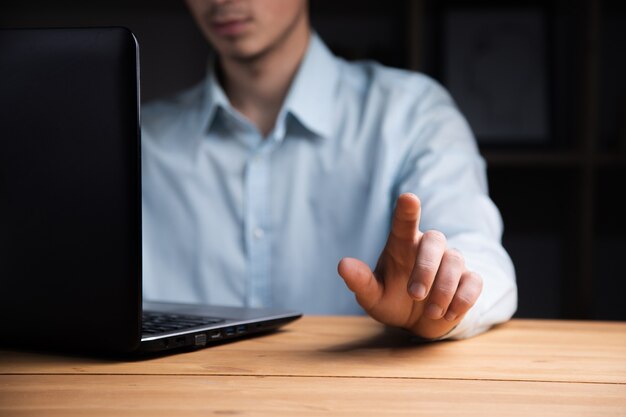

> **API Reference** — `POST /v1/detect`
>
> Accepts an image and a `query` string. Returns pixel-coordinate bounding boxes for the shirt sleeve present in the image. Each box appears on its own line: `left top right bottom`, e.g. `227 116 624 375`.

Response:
393 78 518 340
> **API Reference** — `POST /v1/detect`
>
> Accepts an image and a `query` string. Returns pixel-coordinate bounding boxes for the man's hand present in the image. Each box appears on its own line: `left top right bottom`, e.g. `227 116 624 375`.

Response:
338 193 483 339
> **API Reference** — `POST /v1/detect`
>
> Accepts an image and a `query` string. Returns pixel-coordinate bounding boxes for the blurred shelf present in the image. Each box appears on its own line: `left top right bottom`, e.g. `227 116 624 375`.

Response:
593 153 626 166
482 151 583 167
483 150 626 167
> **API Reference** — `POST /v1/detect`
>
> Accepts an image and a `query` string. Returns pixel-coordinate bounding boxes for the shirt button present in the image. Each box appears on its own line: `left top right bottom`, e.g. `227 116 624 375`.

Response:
253 227 265 239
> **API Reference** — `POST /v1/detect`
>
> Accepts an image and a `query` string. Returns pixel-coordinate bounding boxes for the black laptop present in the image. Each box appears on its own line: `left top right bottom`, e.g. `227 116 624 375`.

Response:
0 27 301 354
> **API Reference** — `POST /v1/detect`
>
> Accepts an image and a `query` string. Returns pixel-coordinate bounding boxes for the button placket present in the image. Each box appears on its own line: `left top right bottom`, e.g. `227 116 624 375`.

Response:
244 148 272 307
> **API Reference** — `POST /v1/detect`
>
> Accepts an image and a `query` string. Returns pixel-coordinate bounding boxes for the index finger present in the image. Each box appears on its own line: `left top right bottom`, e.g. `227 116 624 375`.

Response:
389 193 421 243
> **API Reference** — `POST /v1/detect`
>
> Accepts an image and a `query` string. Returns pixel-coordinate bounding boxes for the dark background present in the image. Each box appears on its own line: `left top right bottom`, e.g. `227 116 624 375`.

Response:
3 0 625 321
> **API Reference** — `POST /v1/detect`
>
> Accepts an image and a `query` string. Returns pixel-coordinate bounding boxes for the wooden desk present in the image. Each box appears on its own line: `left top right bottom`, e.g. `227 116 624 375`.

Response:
1 317 625 416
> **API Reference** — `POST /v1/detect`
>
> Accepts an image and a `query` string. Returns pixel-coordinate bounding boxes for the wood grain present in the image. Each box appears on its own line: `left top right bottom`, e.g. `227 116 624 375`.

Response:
1 374 625 417
1 318 625 384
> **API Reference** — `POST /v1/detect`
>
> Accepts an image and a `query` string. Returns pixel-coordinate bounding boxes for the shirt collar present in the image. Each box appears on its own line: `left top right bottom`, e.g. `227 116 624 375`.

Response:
200 32 339 140
200 61 230 134
281 32 339 139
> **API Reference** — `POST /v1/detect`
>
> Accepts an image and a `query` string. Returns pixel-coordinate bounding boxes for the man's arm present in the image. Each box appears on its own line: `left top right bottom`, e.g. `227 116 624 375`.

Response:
338 81 517 340
339 193 486 339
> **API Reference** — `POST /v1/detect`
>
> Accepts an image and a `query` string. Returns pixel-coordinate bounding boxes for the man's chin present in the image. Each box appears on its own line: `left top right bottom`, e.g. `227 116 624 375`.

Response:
220 44 273 64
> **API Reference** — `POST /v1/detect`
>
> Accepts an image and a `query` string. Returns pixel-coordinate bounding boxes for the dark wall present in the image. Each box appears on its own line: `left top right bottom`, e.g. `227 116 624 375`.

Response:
3 0 625 321
2 0 210 103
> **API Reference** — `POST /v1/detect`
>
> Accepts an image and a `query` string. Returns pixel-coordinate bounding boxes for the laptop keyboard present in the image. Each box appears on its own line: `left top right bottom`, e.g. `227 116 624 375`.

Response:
142 311 224 335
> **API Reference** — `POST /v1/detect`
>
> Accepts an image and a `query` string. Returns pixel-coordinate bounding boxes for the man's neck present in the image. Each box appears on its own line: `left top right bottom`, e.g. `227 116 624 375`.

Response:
219 25 310 137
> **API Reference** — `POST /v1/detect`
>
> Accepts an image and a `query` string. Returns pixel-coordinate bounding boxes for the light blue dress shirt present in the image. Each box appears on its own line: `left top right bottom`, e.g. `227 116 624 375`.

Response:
141 34 517 339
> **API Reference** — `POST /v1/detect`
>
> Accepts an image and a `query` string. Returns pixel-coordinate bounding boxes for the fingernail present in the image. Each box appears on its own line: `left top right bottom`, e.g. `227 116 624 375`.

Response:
426 304 443 319
409 282 426 300
444 310 457 321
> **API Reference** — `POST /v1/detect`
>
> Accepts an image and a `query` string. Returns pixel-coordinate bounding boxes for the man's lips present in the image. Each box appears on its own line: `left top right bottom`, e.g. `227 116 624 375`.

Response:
210 18 252 37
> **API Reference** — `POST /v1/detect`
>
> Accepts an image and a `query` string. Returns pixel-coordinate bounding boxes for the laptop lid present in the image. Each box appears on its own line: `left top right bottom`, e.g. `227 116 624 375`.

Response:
0 27 142 352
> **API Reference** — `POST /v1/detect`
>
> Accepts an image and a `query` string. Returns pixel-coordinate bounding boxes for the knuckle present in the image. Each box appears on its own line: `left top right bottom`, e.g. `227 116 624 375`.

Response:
444 248 465 266
466 271 484 289
432 283 456 299
453 295 473 310
394 206 418 222
423 230 447 245
454 290 478 309
454 276 483 308
415 257 439 274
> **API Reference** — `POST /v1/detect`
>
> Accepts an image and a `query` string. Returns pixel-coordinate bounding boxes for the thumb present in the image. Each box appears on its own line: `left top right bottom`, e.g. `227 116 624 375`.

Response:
338 257 382 312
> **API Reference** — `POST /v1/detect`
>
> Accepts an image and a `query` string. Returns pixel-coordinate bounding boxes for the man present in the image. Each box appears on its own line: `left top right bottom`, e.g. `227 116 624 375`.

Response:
141 0 517 340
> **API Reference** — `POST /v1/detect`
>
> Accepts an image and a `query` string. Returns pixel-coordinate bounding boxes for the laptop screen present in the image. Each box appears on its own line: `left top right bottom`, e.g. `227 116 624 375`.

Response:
0 27 142 352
